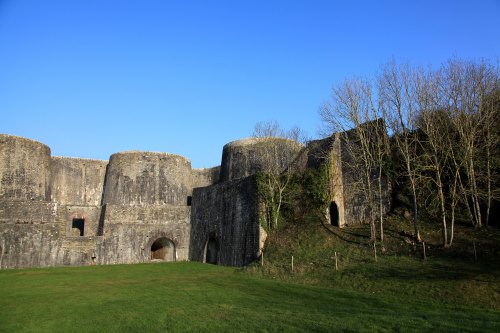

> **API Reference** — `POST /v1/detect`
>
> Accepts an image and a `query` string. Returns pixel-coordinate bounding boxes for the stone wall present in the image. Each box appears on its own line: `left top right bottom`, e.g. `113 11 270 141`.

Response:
0 199 57 224
0 200 103 268
189 176 260 266
220 138 303 182
98 204 190 264
1 120 389 270
302 134 347 227
337 120 391 225
103 151 192 206
192 166 220 188
0 134 51 201
50 157 107 206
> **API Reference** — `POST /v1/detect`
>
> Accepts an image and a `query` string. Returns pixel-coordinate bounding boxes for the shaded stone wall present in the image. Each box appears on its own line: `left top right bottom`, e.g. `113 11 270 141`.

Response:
190 176 259 266
50 157 107 206
337 120 391 225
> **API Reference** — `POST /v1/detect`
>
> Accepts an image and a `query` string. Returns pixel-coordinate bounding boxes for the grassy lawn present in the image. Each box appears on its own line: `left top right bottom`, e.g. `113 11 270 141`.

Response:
1 261 499 332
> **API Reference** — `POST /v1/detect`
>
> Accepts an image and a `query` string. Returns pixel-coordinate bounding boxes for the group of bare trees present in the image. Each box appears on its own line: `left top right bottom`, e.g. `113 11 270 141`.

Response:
321 57 499 248
252 121 305 230
320 80 389 250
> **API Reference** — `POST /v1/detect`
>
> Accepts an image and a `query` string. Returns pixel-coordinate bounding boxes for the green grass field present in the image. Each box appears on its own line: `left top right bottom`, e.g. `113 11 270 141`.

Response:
1 261 499 333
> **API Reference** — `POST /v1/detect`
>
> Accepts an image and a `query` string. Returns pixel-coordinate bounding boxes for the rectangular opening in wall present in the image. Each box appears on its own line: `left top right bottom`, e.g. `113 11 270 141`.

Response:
187 196 192 206
72 218 85 236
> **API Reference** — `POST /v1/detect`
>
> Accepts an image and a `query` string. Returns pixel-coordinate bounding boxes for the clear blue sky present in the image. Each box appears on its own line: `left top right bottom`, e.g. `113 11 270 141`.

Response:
1 0 499 168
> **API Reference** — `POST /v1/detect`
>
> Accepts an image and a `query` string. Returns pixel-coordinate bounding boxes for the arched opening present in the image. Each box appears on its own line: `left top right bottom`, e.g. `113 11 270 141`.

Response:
150 237 176 262
330 201 339 227
205 237 219 265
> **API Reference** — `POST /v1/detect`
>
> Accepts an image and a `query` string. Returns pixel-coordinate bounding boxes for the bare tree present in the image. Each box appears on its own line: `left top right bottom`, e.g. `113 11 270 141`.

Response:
441 58 500 227
252 121 304 229
319 56 498 248
415 66 455 246
320 77 389 247
378 59 422 242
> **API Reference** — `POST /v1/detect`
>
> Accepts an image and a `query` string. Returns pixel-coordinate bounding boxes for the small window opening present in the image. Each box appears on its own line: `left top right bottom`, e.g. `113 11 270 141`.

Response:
330 202 339 227
187 196 192 206
72 218 85 236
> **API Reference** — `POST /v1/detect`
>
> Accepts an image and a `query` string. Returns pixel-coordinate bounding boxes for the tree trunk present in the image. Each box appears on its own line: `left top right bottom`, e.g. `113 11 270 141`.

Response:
410 178 421 242
470 160 482 228
378 168 384 244
439 183 448 248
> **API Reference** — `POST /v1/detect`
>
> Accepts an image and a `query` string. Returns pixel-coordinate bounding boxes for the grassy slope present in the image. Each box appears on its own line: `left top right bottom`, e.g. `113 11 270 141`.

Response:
248 216 500 311
0 260 499 332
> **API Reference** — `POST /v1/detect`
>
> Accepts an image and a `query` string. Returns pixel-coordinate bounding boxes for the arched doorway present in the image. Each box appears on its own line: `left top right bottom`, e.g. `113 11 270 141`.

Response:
205 237 219 265
150 237 176 262
330 201 339 227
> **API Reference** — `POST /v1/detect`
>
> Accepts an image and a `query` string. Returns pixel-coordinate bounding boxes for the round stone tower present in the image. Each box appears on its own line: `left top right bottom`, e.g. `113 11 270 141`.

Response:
220 137 303 182
0 134 51 201
102 151 192 206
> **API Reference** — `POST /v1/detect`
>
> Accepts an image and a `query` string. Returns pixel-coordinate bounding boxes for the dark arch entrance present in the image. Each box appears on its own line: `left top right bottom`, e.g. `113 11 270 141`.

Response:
150 237 176 262
330 201 339 227
205 237 219 265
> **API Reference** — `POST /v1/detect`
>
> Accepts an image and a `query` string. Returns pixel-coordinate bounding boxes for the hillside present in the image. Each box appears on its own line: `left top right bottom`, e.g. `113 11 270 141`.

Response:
247 215 500 310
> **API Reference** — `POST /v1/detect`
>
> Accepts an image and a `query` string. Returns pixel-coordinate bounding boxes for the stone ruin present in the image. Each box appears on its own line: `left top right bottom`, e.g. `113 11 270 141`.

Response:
0 126 388 269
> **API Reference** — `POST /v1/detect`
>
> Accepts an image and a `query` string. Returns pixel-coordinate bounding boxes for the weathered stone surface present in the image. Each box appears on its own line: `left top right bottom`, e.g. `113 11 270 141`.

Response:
0 134 51 201
0 199 57 224
0 221 104 269
258 226 267 257
100 204 190 263
300 122 391 227
103 151 192 206
50 157 107 206
304 133 347 227
220 137 303 182
60 205 102 237
192 166 220 188
190 176 260 266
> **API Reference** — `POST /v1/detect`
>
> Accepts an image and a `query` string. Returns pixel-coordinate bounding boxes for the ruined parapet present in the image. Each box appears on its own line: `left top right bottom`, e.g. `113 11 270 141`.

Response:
102 151 192 206
50 157 108 206
305 135 337 169
192 166 220 188
219 137 303 182
0 134 51 201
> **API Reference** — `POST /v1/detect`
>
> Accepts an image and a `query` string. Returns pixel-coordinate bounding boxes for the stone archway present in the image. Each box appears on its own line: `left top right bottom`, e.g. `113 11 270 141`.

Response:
204 237 219 265
330 201 339 227
150 237 176 262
